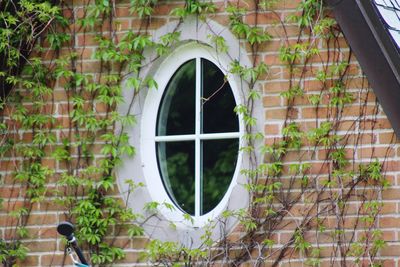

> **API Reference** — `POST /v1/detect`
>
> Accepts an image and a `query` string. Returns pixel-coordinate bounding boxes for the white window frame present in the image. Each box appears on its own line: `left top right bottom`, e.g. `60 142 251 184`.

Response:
141 43 244 227
117 17 261 244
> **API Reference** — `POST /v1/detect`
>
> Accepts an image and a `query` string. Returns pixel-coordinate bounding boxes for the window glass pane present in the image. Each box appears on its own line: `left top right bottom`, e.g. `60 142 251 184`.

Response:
373 0 400 48
201 139 239 215
201 59 239 133
157 60 196 136
157 141 195 215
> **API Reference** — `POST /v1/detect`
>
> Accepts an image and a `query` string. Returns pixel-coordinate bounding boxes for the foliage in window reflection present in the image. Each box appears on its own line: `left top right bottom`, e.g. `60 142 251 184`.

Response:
165 150 195 215
202 140 238 214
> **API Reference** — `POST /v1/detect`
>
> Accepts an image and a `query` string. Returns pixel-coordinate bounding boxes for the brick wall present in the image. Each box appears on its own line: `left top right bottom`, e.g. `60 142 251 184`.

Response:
1 0 399 266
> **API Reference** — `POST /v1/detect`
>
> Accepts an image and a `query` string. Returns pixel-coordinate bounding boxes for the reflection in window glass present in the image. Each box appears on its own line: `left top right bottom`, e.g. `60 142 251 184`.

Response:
157 141 195 215
373 0 400 48
156 57 240 216
157 60 196 136
201 59 239 133
201 139 239 214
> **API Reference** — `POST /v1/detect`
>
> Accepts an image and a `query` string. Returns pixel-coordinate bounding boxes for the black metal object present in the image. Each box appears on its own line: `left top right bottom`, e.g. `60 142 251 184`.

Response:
325 0 400 137
57 222 89 265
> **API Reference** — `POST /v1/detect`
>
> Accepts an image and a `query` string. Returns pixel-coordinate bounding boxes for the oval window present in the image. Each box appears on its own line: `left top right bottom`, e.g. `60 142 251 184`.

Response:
155 58 240 216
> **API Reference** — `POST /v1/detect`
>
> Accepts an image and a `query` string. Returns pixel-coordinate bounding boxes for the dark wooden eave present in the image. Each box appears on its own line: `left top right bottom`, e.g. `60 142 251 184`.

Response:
326 0 400 137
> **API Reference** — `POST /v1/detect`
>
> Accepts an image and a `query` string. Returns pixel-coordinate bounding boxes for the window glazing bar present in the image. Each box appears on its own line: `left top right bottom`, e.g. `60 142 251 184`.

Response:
154 132 240 142
195 57 201 217
199 132 240 140
155 134 197 142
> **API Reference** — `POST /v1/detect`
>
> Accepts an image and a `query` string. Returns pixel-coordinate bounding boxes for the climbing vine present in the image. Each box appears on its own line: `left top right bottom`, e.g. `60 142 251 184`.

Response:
0 0 392 266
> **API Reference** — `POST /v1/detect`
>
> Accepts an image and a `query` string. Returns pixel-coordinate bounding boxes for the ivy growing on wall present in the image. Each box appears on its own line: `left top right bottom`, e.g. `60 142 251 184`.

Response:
0 0 391 266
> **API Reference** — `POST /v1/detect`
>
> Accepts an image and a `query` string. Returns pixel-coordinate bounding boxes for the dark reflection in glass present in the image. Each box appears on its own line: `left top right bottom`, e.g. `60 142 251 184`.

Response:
201 59 239 133
201 139 239 214
157 141 195 215
157 60 196 136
